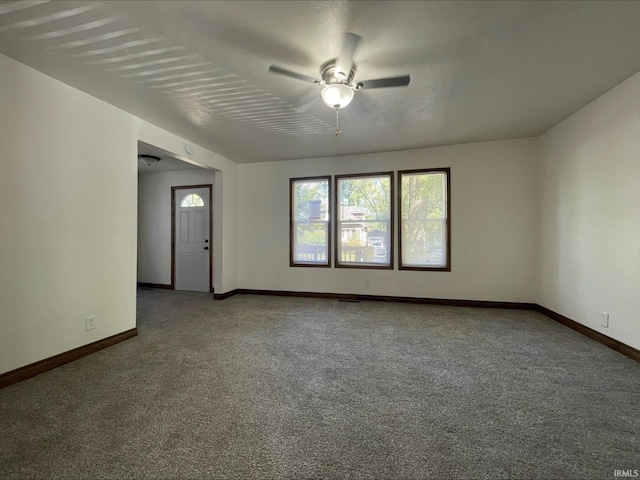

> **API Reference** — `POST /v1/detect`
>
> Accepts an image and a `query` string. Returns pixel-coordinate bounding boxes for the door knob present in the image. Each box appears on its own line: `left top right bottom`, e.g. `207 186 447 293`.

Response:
203 246 209 250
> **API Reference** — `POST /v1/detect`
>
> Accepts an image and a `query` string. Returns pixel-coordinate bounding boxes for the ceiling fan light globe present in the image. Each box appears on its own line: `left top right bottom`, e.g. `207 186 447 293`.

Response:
321 84 354 109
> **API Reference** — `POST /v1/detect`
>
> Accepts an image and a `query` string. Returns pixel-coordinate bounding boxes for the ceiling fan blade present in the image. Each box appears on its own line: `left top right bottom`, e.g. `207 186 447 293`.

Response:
335 32 361 80
357 75 411 89
268 65 319 84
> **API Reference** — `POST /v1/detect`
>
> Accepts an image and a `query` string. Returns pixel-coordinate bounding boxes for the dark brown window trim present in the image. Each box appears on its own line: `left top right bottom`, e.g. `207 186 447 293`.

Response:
398 168 451 272
334 171 394 270
290 176 332 268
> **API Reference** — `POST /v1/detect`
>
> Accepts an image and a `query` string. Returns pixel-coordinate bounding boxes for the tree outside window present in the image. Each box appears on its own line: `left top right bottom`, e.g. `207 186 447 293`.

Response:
398 168 450 270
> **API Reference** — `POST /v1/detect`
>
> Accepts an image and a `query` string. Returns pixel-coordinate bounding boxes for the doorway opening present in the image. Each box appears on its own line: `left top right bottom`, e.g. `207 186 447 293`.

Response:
137 141 215 295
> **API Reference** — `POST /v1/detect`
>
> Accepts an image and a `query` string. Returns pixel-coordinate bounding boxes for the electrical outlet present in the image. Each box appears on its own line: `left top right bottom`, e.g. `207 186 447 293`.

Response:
364 279 370 287
85 315 96 331
600 312 609 328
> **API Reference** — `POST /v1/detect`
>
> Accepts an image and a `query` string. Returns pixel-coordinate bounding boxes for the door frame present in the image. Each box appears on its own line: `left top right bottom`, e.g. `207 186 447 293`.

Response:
171 184 213 292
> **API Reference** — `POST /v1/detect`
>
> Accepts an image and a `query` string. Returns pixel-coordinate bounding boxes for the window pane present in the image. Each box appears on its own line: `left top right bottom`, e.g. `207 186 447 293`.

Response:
291 177 330 266
294 223 328 263
401 220 446 267
400 170 449 269
339 221 390 264
336 174 392 268
180 193 204 207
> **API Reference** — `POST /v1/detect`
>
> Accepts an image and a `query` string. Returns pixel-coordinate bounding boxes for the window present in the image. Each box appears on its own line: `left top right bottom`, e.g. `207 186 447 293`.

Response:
290 176 331 267
180 194 204 207
335 172 393 269
398 168 450 270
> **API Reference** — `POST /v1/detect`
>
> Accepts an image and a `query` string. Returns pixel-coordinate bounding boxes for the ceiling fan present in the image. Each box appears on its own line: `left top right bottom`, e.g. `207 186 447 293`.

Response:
268 33 410 134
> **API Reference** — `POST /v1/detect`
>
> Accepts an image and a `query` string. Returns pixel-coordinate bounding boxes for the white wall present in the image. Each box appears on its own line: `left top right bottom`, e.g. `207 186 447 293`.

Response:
238 138 539 303
539 72 640 350
0 53 238 374
0 54 137 374
138 169 216 286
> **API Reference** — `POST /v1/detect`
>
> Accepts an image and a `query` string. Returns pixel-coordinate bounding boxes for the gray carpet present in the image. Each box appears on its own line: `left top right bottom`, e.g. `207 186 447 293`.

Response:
1 290 639 479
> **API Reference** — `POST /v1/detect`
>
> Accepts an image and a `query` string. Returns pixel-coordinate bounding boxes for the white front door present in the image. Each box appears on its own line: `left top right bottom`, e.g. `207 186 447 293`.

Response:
175 187 210 292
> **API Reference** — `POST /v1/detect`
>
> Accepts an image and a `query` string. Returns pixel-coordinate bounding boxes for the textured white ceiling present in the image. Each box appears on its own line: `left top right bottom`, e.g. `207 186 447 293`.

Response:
1 0 639 163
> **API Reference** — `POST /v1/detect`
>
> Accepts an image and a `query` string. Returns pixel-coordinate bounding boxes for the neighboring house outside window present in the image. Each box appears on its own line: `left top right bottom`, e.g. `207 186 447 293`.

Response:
335 172 394 269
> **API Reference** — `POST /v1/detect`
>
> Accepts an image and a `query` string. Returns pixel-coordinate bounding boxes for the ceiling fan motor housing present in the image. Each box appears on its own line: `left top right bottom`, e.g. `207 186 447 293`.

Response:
321 59 356 86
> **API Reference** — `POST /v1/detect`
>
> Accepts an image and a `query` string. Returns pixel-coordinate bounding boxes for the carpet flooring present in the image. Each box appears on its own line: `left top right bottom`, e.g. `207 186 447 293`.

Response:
1 289 639 479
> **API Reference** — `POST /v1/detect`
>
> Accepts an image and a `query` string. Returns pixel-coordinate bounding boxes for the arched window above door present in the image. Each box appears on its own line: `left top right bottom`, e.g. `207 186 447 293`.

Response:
180 194 204 207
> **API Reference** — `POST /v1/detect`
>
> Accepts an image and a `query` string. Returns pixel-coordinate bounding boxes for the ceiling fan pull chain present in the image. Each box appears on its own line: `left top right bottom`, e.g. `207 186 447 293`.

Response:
335 108 340 136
